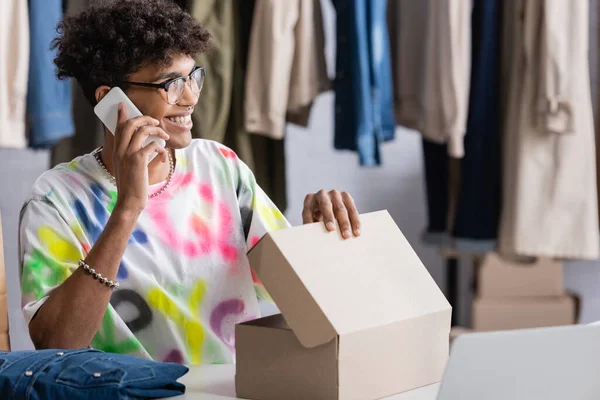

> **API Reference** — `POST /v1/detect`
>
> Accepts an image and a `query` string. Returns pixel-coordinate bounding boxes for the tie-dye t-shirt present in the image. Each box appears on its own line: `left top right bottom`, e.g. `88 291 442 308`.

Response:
19 139 290 364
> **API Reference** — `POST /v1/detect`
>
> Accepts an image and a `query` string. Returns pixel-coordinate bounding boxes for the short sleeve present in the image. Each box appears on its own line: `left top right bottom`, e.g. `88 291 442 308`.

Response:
19 198 85 324
223 147 291 302
244 0 300 139
223 150 291 250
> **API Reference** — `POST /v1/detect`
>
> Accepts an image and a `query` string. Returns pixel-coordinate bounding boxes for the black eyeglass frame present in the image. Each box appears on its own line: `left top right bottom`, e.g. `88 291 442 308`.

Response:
119 66 205 104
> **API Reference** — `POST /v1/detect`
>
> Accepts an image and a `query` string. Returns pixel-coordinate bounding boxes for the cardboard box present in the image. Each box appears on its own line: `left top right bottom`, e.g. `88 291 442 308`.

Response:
236 210 452 400
477 252 564 297
472 295 576 332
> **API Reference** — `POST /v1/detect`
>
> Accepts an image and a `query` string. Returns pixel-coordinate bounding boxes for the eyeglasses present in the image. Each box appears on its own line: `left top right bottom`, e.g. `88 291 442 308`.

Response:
120 66 205 105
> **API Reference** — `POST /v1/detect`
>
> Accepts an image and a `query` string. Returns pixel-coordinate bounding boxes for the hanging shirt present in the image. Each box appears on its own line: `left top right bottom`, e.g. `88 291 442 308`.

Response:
388 0 472 158
332 0 396 166
244 0 330 139
27 0 75 149
498 0 599 260
19 139 291 364
0 0 29 149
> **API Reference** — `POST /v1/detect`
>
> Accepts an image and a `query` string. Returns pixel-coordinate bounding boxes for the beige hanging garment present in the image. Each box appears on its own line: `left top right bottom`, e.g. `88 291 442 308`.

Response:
499 0 599 259
0 0 29 149
388 0 471 158
420 0 472 158
387 0 429 132
244 0 329 139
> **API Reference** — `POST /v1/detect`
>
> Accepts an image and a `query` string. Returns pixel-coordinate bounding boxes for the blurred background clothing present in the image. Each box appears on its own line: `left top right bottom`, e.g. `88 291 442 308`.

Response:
0 0 29 149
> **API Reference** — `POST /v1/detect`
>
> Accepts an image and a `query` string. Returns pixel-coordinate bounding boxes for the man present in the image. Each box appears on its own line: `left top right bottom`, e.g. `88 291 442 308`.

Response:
19 0 360 365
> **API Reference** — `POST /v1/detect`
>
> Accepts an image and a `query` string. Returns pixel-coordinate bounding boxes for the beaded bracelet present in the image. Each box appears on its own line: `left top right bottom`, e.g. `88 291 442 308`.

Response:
78 259 120 289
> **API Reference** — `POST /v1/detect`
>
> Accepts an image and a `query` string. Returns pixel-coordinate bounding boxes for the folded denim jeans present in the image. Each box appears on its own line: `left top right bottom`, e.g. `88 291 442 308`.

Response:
0 348 188 399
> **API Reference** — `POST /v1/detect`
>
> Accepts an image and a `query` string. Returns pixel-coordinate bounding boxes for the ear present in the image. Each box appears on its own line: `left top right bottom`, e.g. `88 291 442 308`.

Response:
95 85 112 104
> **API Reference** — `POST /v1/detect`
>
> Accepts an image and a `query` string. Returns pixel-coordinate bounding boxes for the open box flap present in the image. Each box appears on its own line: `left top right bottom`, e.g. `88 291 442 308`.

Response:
247 210 451 349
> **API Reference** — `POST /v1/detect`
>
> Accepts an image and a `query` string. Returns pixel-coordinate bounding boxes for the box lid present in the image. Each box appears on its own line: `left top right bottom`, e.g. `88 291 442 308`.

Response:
247 210 451 348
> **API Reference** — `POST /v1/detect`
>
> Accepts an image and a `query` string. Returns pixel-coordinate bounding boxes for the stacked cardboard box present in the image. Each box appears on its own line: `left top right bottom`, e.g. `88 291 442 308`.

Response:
471 252 577 332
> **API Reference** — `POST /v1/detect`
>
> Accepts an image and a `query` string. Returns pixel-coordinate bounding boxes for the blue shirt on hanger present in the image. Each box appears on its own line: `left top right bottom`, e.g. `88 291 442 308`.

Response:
27 0 75 149
332 0 396 166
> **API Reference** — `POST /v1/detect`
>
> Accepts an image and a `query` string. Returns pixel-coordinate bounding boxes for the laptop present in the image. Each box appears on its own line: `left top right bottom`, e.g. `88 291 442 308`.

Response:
436 324 600 400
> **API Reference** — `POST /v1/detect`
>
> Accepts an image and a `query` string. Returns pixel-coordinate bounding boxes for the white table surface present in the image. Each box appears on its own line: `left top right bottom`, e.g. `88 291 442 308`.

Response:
172 365 440 400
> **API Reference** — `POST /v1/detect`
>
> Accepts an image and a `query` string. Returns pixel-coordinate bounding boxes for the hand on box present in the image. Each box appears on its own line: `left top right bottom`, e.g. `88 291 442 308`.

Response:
301 190 360 239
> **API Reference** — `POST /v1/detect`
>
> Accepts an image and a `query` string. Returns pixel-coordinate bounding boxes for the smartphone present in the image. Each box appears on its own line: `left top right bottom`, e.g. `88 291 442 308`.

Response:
93 87 166 163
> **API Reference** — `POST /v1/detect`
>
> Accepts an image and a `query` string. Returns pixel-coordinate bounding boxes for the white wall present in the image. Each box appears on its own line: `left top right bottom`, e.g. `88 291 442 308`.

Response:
0 149 48 350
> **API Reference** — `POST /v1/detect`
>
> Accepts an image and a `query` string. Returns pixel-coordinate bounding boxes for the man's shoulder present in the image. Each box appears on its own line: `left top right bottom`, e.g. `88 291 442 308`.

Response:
177 139 246 191
179 139 243 176
182 139 239 161
27 153 98 201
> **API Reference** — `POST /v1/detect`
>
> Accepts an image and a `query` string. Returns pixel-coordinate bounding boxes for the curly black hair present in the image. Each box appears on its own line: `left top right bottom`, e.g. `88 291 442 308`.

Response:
52 0 211 105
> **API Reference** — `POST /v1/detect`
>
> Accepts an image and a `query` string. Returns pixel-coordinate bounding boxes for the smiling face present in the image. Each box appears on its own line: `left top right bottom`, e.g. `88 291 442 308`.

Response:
53 0 212 149
123 55 199 149
95 54 200 150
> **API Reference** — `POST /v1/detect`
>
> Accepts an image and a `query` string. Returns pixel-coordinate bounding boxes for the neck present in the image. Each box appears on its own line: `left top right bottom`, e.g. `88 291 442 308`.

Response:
101 133 173 185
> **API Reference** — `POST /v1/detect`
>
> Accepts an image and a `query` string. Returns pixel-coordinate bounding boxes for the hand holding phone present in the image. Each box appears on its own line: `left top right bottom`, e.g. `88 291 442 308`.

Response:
92 87 170 213
94 87 166 163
